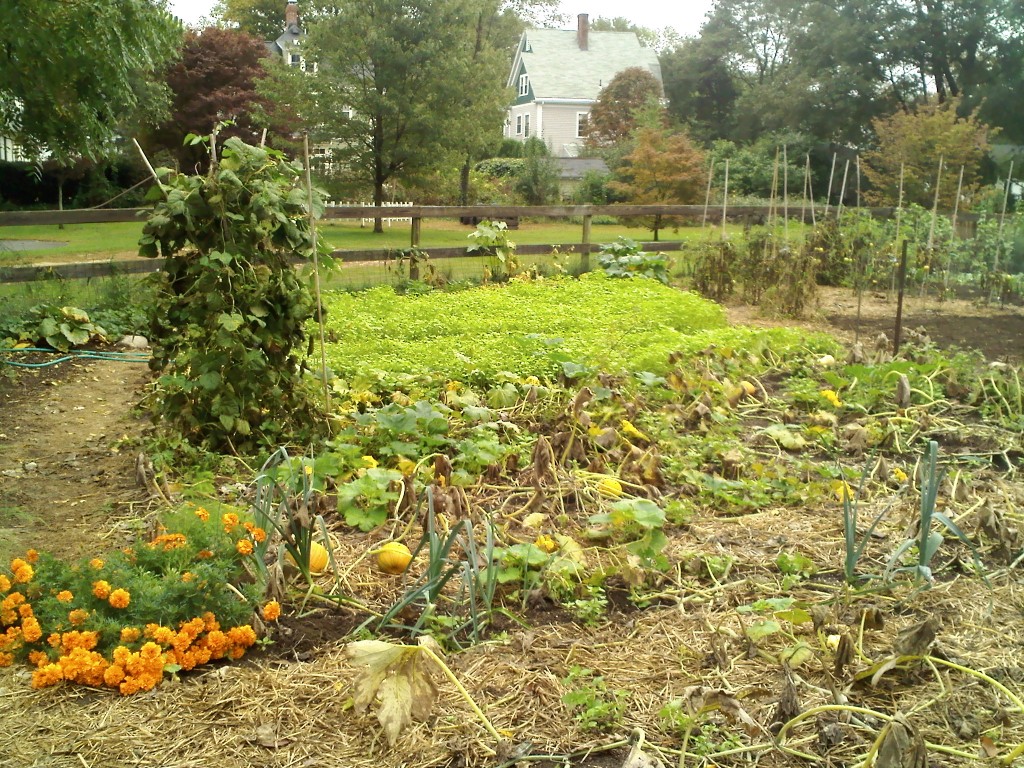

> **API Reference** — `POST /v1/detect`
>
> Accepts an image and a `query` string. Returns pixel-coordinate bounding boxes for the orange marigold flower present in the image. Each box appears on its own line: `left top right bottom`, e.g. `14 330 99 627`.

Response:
22 616 42 643
32 662 64 688
250 527 267 543
60 630 99 652
235 539 254 556
108 589 130 609
14 564 33 583
28 650 49 667
25 549 39 564
92 580 111 600
103 664 126 688
261 601 282 622
18 603 33 618
0 652 13 668
89 558 104 570
202 612 219 632
151 626 175 646
196 549 214 560
181 571 195 583
227 625 257 648
47 633 61 648
150 533 187 551
56 590 73 603
194 506 210 522
0 574 10 592
222 512 240 532
68 609 89 627
120 627 141 643
10 558 26 572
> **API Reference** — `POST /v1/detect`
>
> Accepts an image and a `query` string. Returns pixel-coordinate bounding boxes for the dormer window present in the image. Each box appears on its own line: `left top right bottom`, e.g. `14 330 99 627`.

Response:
289 53 302 66
518 74 529 97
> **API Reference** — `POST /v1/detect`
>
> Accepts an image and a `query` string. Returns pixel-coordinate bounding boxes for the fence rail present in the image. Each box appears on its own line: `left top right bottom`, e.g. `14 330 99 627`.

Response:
0 203 981 283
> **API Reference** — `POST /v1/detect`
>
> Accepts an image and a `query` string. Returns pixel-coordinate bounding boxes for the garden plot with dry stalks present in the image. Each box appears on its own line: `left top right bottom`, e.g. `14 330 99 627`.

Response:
2 275 1024 768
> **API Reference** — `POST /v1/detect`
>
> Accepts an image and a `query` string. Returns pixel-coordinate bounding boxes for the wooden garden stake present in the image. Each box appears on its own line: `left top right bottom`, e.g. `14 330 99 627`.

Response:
721 158 729 239
925 155 944 298
894 239 909 355
855 155 861 209
825 152 838 217
303 134 332 420
992 160 1014 303
836 159 850 225
891 163 905 296
783 144 789 240
702 159 714 231
804 153 815 226
944 165 965 291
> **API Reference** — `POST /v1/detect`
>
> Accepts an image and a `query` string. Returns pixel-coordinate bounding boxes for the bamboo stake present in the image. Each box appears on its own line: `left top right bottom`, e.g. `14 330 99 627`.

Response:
303 134 332 421
824 152 838 217
944 165 965 292
994 160 1014 273
702 158 714 231
926 155 944 251
924 155 944 298
805 154 815 226
836 159 850 225
855 154 861 209
783 144 789 241
891 163 905 296
768 147 780 230
721 158 729 239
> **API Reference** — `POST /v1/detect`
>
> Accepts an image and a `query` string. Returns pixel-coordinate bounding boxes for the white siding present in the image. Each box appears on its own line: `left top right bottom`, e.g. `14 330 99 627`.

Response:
539 104 589 158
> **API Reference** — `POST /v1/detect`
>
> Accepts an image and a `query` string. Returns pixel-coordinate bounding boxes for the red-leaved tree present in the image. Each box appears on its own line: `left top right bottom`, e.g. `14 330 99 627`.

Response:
150 27 271 170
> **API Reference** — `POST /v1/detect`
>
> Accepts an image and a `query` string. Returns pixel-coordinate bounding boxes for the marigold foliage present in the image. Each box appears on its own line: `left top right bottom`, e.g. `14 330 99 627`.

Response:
0 502 267 694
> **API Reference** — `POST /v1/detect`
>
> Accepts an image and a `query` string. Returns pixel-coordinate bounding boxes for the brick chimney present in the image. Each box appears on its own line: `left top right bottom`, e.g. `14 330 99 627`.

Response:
577 14 589 50
285 1 299 30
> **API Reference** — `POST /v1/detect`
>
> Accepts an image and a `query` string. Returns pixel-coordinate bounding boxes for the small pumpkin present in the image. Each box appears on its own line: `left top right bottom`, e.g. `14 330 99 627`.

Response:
377 541 412 574
300 541 330 574
596 477 623 498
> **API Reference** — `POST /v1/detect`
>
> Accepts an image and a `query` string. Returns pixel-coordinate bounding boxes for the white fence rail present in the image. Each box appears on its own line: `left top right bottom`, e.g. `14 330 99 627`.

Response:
327 201 414 228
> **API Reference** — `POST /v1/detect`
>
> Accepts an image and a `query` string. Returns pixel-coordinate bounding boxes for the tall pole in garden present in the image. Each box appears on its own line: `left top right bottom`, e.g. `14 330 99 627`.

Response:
304 135 332 417
944 165 965 292
783 144 790 241
992 160 1015 303
804 154 815 226
925 155 944 297
722 159 730 240
824 153 838 217
702 159 715 231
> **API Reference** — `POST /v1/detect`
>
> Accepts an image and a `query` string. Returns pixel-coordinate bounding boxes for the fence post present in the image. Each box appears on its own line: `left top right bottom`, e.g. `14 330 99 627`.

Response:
581 214 592 272
411 216 421 248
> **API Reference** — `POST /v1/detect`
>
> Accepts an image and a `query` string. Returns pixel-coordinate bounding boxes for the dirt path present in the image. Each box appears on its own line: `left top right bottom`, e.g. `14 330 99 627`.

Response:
0 355 152 564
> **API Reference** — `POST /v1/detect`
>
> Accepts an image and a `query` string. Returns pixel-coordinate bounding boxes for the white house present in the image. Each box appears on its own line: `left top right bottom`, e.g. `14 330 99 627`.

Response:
505 15 662 158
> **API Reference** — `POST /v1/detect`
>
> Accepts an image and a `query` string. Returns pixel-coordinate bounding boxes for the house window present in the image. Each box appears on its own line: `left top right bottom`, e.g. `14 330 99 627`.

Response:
576 112 589 138
518 74 529 97
289 53 301 66
516 115 523 135
523 114 530 137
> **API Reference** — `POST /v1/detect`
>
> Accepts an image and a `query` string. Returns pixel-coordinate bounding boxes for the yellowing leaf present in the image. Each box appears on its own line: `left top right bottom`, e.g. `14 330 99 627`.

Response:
345 640 439 745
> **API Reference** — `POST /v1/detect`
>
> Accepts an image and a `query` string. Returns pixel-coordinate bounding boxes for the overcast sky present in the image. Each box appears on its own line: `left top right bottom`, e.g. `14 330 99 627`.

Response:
165 0 714 38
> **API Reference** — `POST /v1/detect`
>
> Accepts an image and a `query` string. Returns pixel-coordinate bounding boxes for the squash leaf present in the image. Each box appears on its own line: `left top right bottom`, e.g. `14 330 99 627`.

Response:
345 640 439 746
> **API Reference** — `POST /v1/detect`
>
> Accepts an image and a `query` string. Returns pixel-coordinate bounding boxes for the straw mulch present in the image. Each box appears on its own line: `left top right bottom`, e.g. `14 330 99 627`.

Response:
3 483 1024 768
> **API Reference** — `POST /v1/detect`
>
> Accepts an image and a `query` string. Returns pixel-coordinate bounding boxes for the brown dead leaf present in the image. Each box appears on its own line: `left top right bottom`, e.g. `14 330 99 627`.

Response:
677 686 761 737
770 666 801 734
894 617 939 657
570 386 594 419
834 633 855 677
895 374 912 410
875 715 927 768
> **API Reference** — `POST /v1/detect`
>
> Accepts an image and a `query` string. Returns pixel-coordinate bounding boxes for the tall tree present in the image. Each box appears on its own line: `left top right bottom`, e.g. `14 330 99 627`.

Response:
862 98 992 209
150 27 271 170
585 67 664 149
213 0 332 40
610 125 707 204
0 0 180 162
264 0 508 231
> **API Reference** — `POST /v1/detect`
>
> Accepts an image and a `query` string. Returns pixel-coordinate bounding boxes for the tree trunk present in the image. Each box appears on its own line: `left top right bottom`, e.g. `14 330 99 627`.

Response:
459 157 471 206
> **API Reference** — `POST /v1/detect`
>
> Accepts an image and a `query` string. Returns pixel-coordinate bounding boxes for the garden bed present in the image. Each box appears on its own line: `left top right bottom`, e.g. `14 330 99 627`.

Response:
1 281 1023 768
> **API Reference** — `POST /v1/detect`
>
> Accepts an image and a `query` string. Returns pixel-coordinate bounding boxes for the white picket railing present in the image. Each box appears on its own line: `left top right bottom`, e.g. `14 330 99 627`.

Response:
327 200 414 228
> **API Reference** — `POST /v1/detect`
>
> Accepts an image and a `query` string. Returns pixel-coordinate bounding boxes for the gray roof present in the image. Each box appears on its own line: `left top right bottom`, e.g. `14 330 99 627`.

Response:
515 29 661 102
555 157 609 180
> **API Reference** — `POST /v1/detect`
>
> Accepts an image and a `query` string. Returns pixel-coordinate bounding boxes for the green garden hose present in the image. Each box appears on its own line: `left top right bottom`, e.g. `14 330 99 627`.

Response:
0 347 150 368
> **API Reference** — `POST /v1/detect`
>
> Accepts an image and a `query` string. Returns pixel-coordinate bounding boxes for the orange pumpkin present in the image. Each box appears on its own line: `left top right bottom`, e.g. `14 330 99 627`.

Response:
377 542 412 574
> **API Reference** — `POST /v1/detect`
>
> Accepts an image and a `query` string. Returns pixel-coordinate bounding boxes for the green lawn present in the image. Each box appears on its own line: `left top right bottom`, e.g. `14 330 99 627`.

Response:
0 217 747 267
